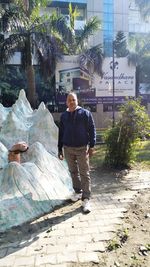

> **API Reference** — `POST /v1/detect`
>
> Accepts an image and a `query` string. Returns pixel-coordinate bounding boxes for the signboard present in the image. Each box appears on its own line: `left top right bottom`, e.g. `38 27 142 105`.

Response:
94 57 135 97
55 56 136 104
55 55 91 93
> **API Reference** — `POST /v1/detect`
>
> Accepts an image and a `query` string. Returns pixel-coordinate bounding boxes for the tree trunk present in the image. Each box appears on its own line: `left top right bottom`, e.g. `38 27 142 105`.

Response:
135 65 140 98
26 65 37 108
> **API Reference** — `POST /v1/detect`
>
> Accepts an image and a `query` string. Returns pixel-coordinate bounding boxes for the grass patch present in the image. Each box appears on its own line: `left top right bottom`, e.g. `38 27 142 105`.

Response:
91 144 106 168
133 140 150 170
96 128 107 145
92 140 150 170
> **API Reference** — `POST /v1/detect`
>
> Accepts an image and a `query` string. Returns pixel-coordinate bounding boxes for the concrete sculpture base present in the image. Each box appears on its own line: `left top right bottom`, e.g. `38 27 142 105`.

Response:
0 90 72 232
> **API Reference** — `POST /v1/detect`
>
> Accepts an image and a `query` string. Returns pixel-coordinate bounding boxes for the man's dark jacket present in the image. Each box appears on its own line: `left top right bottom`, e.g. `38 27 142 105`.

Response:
58 106 96 153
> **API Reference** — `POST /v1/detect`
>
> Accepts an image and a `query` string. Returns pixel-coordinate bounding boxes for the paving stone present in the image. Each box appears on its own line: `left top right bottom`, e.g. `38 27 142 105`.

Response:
26 245 47 255
14 256 35 266
46 244 67 254
57 252 78 263
7 247 27 257
85 241 106 252
82 226 99 234
78 251 99 263
56 234 92 245
0 255 16 266
65 228 83 235
92 232 114 242
35 254 57 266
46 265 67 267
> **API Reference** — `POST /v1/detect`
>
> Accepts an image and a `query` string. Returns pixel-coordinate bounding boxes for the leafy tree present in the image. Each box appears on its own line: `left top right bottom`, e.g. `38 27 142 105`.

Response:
0 65 26 106
114 31 128 58
127 33 150 97
0 1 103 107
0 0 68 107
104 98 150 168
135 0 150 20
140 56 150 84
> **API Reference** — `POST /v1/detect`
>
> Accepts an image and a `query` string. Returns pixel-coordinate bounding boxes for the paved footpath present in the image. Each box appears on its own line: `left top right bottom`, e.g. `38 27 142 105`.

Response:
0 170 150 267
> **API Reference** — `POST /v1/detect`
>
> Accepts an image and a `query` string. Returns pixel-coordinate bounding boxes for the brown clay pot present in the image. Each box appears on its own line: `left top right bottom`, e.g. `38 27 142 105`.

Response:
8 151 21 163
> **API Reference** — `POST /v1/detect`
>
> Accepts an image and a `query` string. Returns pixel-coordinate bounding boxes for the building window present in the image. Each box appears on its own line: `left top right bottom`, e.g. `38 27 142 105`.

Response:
47 3 86 31
103 103 122 112
103 0 114 56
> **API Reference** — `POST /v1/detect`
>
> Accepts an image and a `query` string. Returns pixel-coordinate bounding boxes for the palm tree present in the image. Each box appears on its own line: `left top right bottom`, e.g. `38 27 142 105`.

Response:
134 0 150 20
66 3 104 77
0 0 67 107
0 1 103 107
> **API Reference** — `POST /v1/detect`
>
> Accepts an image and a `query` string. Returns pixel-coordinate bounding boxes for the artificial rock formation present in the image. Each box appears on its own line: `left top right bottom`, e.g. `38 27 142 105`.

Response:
0 90 72 232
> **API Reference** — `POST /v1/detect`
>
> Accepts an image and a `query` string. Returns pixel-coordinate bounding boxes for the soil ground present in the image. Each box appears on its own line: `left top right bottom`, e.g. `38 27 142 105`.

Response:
70 169 150 267
101 188 150 267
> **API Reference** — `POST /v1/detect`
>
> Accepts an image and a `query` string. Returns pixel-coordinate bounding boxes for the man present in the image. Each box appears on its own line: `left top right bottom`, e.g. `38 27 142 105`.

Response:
58 92 96 213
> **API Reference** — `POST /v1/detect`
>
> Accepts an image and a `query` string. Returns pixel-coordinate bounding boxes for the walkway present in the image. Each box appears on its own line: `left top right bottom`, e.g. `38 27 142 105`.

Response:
0 170 150 267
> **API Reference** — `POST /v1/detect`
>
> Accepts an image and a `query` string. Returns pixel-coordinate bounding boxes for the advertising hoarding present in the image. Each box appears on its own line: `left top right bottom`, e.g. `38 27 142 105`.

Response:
55 56 136 105
94 57 135 97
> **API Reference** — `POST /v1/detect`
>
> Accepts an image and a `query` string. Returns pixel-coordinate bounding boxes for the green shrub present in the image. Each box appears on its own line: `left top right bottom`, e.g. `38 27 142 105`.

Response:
104 98 150 168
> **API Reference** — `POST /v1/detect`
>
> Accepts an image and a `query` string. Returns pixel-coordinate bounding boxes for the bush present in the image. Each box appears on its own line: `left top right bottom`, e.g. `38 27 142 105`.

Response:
104 98 150 168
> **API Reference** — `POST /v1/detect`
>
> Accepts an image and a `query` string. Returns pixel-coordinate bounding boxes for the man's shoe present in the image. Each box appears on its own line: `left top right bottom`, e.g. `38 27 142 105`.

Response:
70 192 82 202
82 199 91 213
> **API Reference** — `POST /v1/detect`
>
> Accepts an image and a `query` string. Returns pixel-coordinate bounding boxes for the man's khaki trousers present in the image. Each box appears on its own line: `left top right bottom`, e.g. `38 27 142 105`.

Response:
64 146 91 200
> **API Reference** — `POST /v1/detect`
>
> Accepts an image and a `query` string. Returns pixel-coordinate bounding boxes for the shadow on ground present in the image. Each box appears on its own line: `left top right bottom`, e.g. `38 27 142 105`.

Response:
91 167 130 194
0 200 82 258
0 167 140 259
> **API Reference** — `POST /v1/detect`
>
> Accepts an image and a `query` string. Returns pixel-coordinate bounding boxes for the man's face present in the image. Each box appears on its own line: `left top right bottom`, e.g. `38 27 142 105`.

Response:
66 94 78 112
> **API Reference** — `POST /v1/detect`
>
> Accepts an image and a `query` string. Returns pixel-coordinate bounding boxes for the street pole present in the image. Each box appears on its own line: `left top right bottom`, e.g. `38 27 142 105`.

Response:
112 41 115 127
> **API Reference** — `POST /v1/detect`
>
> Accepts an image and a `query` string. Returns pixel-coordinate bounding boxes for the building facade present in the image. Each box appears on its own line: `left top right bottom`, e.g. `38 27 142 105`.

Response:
48 0 130 54
49 0 149 46
0 0 150 127
48 0 150 128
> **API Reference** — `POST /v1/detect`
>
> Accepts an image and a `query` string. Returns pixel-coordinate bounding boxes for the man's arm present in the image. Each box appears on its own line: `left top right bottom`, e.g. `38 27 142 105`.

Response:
88 112 96 147
58 117 64 160
87 112 96 157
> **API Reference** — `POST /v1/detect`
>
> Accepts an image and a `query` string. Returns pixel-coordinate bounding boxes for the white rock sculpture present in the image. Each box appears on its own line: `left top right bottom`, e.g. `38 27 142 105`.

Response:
0 90 72 232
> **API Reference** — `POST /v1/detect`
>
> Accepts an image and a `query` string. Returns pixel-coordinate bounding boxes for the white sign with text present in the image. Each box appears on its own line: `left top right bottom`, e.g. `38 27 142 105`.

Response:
56 56 136 97
94 57 136 97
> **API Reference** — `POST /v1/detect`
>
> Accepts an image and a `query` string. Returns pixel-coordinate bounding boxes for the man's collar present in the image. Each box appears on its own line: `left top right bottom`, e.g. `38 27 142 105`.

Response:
66 106 81 112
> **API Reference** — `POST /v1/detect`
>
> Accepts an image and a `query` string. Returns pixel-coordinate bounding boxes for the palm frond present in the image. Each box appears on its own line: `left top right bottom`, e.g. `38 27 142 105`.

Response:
76 16 101 51
68 3 80 30
80 44 104 77
35 34 64 79
0 4 30 33
0 34 25 64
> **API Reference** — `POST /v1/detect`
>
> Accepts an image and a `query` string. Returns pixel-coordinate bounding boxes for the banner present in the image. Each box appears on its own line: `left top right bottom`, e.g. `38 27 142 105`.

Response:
94 57 135 97
55 56 136 104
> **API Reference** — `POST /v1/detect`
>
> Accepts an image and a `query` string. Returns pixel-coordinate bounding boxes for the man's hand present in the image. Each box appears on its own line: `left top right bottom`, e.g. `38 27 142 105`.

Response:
58 151 64 160
88 147 95 158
